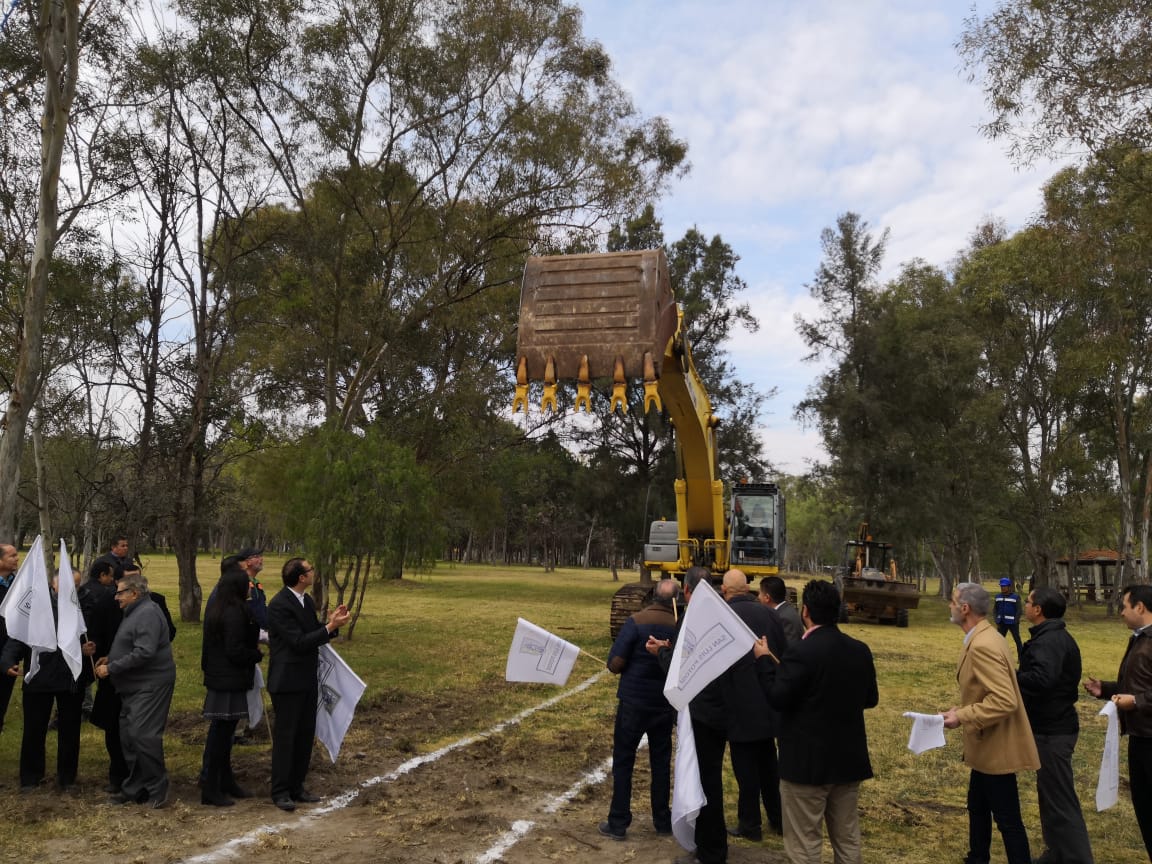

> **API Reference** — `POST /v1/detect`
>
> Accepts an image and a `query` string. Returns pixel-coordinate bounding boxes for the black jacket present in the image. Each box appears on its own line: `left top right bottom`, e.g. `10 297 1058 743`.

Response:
267 587 333 693
724 593 785 742
1017 618 1081 735
767 624 878 785
201 603 262 692
79 581 121 657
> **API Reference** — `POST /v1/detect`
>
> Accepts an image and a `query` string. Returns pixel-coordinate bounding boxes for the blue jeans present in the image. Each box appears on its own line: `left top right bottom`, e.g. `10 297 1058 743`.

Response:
607 700 676 833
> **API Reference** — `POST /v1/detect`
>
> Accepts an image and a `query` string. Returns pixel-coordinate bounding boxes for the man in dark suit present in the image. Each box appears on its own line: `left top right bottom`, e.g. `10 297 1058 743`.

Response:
759 575 803 645
648 566 731 864
266 557 349 812
722 568 787 841
764 579 878 864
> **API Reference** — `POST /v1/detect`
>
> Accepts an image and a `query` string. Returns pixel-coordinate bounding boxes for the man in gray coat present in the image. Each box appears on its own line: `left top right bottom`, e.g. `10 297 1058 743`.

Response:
95 572 176 808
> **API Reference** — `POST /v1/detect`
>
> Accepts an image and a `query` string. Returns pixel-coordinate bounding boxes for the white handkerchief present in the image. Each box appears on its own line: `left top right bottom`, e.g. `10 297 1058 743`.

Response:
1097 701 1120 811
902 711 946 754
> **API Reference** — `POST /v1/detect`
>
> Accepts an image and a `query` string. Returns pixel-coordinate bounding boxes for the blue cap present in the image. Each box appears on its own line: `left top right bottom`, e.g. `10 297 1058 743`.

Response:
999 578 1011 587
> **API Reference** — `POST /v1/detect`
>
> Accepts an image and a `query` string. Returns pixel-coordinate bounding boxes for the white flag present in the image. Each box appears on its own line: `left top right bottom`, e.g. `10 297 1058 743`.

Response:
671 706 706 851
662 579 756 711
56 539 86 681
0 535 56 682
504 618 579 685
315 644 366 763
246 664 265 727
1097 700 1120 811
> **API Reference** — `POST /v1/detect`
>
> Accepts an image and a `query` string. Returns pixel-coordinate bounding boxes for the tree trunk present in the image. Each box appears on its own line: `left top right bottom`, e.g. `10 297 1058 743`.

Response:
0 0 80 541
172 529 201 622
32 414 53 551
583 513 597 569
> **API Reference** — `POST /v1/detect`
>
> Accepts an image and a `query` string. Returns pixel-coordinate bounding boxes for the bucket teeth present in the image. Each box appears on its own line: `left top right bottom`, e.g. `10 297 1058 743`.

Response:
610 356 628 415
541 355 558 412
575 355 591 412
512 356 529 413
642 351 661 413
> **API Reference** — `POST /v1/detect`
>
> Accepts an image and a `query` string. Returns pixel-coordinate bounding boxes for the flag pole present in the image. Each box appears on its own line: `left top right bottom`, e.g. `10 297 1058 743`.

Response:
579 647 607 666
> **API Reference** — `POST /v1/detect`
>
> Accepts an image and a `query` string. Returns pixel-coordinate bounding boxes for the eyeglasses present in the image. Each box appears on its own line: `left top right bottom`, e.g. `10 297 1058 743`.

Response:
114 588 134 596
299 567 314 576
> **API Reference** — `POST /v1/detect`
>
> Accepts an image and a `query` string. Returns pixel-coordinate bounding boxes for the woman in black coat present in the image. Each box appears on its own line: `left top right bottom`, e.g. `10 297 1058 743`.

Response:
200 566 262 806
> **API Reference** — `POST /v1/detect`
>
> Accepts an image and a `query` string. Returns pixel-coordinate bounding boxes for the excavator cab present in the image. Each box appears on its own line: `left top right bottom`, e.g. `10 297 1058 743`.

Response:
730 483 784 569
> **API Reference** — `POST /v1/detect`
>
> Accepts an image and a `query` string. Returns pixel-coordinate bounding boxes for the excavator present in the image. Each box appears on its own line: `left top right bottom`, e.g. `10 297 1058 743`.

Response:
512 249 785 635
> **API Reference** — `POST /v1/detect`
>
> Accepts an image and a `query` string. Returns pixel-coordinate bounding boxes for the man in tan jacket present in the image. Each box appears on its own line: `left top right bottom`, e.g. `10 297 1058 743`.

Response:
942 582 1040 864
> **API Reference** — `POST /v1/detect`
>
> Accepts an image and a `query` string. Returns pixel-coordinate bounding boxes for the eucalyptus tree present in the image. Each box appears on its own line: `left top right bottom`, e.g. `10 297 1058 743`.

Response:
110 17 280 618
959 0 1152 163
0 0 133 540
1040 153 1152 582
169 0 686 591
867 262 1010 595
953 224 1085 586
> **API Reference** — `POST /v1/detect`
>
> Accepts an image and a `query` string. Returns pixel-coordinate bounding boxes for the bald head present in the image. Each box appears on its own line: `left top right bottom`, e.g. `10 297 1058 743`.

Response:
654 578 679 604
722 569 749 596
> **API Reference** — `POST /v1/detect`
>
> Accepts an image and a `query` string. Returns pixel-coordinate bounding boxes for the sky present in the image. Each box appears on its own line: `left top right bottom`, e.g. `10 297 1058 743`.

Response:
576 0 1066 475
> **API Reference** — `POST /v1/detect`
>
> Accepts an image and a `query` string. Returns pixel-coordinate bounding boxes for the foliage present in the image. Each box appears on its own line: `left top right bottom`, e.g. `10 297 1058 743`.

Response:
277 425 439 635
959 0 1152 163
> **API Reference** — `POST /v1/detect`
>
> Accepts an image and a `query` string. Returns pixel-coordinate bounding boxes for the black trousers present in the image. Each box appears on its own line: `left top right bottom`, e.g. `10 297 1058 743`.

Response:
1130 735 1152 861
692 719 729 864
1034 732 1094 863
966 769 1030 864
270 687 317 800
0 672 15 732
20 689 83 787
202 717 240 800
729 737 782 834
91 679 128 788
998 622 1023 653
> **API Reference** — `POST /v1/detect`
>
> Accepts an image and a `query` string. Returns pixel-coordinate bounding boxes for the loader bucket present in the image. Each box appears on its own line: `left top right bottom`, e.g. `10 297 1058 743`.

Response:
516 250 679 383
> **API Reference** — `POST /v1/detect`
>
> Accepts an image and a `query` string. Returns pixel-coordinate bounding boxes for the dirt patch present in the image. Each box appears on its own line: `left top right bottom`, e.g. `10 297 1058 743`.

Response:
5 684 790 864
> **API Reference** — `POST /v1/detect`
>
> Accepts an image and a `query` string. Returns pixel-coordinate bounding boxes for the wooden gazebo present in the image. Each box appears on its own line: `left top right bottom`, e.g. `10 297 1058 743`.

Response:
1053 549 1138 603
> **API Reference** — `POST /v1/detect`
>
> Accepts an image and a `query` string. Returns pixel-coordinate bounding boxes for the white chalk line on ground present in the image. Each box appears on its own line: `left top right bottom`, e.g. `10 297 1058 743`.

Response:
472 734 649 864
178 671 606 864
473 754 612 864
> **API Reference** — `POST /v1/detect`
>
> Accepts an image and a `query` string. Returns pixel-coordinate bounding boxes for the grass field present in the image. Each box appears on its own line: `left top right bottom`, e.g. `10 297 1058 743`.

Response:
0 557 1145 862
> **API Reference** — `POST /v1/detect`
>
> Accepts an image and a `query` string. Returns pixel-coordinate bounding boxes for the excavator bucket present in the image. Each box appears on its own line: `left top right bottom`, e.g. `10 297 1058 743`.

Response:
514 250 679 411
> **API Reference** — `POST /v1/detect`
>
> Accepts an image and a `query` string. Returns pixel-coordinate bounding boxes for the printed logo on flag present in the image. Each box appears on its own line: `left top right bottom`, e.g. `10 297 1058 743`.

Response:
12 588 34 618
517 633 568 676
318 652 342 715
677 621 741 689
